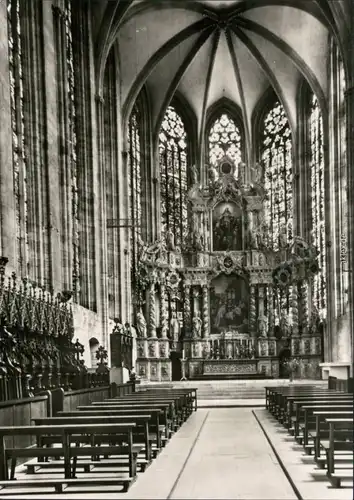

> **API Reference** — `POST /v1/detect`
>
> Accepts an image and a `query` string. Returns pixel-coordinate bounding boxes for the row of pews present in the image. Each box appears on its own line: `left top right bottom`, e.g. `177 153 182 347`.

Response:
0 387 197 494
265 384 353 488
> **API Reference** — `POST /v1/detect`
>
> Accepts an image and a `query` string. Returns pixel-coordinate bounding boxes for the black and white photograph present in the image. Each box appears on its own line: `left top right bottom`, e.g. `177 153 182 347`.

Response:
0 0 353 498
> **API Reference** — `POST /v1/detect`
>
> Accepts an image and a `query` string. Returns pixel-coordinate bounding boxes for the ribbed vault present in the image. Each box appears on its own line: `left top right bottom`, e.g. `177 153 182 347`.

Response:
92 0 349 145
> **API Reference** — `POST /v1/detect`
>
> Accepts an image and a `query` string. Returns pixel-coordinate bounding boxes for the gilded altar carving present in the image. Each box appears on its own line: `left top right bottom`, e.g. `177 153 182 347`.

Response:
203 360 257 374
132 155 323 382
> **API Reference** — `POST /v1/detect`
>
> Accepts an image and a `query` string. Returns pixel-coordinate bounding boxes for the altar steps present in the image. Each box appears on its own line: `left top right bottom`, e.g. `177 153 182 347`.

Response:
138 379 326 401
192 373 272 381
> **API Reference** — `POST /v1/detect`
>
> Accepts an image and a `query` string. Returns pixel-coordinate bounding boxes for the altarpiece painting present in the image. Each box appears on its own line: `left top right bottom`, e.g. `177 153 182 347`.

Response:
210 275 249 334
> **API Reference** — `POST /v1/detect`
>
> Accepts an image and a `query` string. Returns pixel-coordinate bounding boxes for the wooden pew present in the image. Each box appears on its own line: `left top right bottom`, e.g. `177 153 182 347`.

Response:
273 389 349 424
92 396 185 426
322 418 353 488
98 397 185 425
287 397 353 436
106 391 194 419
279 391 347 423
77 403 172 439
299 405 353 449
265 385 322 410
58 408 165 450
308 411 354 463
32 414 153 465
135 388 198 411
0 423 139 493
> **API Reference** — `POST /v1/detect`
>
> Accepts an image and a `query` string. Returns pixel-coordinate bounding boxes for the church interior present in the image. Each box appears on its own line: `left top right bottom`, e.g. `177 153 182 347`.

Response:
0 0 353 498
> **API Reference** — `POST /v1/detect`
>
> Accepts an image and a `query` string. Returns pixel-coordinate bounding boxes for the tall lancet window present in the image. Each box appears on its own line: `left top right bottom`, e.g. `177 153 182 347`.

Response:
261 101 293 250
7 0 29 275
128 102 142 271
159 106 188 246
208 113 242 174
309 94 326 316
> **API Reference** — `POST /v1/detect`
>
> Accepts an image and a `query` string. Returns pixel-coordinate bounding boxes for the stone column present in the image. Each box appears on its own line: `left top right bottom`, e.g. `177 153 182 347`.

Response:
148 282 157 338
0 1 16 273
160 282 168 338
249 285 256 335
300 280 309 334
345 10 354 371
202 284 210 338
291 283 299 337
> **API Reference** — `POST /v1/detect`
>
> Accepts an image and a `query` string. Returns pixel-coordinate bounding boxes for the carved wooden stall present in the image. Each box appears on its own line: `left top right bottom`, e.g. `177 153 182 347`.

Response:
0 258 109 401
133 156 323 381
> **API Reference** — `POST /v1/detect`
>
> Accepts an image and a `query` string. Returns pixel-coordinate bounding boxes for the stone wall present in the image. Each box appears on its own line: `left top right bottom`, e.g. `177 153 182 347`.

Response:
72 303 115 367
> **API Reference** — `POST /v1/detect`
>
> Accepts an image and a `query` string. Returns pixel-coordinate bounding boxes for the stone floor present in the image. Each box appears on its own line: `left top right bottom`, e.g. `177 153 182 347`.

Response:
3 406 352 500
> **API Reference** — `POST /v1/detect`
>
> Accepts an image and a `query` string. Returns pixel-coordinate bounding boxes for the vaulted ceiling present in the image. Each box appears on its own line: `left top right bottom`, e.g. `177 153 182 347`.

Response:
93 0 349 143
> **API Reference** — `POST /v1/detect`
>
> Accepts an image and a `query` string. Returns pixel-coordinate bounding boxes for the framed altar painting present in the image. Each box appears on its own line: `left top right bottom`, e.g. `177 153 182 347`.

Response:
210 274 249 334
212 202 243 251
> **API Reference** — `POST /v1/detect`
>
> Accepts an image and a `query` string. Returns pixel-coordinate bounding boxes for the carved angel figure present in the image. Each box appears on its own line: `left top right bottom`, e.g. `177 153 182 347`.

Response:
258 314 268 338
192 311 202 339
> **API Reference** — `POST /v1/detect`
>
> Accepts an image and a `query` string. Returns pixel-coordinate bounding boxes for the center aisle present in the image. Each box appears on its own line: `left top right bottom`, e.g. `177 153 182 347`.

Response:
127 408 296 500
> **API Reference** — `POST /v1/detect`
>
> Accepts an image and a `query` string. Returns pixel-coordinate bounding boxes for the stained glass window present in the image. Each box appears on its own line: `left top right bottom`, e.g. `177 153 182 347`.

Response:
159 106 188 246
261 101 293 251
128 103 142 269
64 0 79 293
309 95 326 316
208 113 242 174
338 57 348 315
7 0 29 274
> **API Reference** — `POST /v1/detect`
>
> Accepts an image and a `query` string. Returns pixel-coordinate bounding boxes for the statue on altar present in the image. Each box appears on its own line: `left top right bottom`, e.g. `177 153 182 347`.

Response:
258 314 268 338
166 228 175 251
192 311 202 339
279 309 290 338
136 309 147 338
170 312 180 342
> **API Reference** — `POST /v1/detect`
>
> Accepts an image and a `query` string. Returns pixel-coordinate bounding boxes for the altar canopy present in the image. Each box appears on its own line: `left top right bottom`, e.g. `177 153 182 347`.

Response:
133 155 323 381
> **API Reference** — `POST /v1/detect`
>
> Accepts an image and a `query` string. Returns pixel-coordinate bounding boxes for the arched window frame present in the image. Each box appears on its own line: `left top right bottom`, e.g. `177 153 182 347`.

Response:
254 91 294 251
158 94 197 246
205 98 245 178
127 87 149 273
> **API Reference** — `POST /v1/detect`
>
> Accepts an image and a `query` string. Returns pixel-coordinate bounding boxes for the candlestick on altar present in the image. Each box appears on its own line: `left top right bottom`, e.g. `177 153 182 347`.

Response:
180 358 187 381
182 349 185 360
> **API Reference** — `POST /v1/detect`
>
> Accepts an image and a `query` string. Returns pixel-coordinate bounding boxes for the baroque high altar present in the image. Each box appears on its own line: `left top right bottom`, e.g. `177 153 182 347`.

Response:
134 156 323 381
